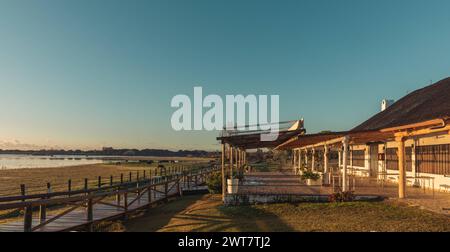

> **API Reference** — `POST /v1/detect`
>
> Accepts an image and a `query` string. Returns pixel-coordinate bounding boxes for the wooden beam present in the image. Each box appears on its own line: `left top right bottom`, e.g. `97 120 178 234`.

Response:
221 144 225 201
381 118 445 132
342 136 349 192
229 146 233 180
396 136 406 199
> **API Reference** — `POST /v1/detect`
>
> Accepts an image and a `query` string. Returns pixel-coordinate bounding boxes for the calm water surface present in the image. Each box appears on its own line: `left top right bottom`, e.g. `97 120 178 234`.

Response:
0 154 106 169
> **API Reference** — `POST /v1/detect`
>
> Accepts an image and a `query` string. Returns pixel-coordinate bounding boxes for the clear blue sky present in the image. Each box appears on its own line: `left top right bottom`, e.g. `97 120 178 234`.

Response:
1 0 450 150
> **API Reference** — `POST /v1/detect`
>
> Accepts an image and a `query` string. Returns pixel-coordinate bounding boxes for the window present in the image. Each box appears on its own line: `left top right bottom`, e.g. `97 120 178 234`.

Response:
416 144 450 175
385 147 412 171
351 150 365 167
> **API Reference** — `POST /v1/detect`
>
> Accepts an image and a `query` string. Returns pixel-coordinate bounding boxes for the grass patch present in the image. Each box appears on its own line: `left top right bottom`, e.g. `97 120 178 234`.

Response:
121 194 450 232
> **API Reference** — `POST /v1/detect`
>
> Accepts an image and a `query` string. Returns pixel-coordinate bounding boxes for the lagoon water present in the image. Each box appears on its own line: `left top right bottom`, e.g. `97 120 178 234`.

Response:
0 154 105 170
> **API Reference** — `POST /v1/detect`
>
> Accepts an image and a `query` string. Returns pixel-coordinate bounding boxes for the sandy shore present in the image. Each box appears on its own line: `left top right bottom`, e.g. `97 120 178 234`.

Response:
0 158 212 197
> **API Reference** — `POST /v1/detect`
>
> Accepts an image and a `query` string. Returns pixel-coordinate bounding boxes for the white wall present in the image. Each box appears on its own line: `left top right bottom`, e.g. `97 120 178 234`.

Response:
377 132 450 192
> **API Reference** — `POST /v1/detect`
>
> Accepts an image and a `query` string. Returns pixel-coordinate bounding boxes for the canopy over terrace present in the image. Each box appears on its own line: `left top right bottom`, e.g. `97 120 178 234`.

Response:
216 119 305 201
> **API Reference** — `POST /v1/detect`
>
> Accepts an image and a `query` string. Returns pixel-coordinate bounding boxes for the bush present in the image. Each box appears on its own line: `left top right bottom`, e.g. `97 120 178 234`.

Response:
301 170 321 181
329 191 355 202
206 171 222 194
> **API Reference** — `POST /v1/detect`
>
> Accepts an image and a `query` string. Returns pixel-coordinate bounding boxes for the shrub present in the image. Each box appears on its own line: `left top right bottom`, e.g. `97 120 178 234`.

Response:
206 171 222 194
329 191 355 202
301 170 321 181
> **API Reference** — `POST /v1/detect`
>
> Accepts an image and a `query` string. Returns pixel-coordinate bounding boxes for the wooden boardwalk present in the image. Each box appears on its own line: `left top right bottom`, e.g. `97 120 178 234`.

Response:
0 166 217 232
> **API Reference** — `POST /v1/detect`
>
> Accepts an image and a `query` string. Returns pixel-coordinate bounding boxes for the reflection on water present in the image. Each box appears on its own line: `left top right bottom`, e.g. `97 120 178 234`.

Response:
0 154 105 169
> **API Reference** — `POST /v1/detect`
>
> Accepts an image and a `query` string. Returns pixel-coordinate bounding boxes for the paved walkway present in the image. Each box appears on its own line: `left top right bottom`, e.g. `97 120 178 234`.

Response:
239 171 332 195
239 169 450 215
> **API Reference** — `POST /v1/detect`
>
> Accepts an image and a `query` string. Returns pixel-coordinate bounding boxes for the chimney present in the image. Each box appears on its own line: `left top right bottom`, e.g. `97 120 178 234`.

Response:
381 99 394 112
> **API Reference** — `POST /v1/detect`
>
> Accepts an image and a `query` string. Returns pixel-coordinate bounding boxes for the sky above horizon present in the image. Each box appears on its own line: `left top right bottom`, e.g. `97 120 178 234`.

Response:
1 0 450 151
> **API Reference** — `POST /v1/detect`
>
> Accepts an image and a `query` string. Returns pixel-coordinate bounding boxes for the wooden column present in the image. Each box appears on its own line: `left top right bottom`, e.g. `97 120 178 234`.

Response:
305 149 308 167
338 149 342 170
396 136 406 199
311 148 315 171
298 149 302 171
221 144 226 201
24 206 33 232
342 136 349 192
411 140 417 178
324 146 329 185
229 146 233 179
349 146 353 172
236 148 240 171
238 149 242 171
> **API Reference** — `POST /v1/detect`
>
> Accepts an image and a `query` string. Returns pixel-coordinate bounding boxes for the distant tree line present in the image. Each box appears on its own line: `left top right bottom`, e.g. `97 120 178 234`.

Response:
0 148 218 158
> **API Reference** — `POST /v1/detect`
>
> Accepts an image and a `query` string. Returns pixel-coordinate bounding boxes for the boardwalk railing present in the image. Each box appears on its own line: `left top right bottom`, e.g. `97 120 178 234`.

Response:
0 165 219 232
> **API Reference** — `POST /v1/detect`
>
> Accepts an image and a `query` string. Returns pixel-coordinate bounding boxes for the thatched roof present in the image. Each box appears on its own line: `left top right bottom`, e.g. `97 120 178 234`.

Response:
352 77 450 131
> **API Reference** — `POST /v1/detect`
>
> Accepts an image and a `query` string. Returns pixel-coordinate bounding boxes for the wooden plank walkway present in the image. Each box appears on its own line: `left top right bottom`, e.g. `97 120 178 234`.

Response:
0 184 207 232
0 167 216 232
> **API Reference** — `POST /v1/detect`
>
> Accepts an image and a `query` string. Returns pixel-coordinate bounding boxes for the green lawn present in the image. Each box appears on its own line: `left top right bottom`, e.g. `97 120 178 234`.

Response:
117 194 450 232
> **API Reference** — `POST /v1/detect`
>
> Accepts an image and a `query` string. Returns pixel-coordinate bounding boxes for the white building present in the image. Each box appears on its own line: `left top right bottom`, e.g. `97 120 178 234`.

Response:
278 77 450 197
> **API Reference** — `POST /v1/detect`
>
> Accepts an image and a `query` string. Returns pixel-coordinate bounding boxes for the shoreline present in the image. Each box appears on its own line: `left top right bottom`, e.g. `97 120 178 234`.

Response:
0 155 213 170
0 158 213 196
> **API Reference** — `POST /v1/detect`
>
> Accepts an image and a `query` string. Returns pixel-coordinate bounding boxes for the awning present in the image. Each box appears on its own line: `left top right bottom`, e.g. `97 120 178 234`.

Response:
217 120 305 149
275 130 395 150
275 131 347 150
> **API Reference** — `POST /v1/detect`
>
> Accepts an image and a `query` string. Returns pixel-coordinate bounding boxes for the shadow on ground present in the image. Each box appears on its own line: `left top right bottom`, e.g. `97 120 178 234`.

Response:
123 194 294 232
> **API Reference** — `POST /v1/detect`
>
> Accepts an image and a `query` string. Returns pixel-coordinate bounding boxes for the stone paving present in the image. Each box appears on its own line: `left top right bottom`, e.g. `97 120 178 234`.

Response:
239 169 450 215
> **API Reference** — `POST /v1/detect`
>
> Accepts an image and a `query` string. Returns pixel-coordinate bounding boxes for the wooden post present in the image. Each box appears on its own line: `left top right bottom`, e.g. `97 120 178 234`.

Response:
84 178 88 196
87 195 93 222
24 205 33 232
164 181 168 201
116 187 121 206
338 149 342 170
110 176 113 186
120 173 124 184
324 146 329 184
311 148 315 171
21 185 31 232
396 136 406 199
237 149 241 172
98 176 101 188
86 192 93 231
136 171 140 199
350 146 353 175
188 171 191 189
68 179 72 196
123 192 128 220
148 184 152 205
129 172 132 182
298 149 302 172
178 179 182 197
229 146 233 179
221 144 226 201
293 149 297 172
40 183 51 223
342 136 349 191
235 148 238 172
20 184 26 202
